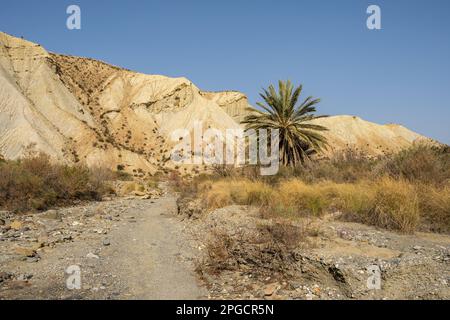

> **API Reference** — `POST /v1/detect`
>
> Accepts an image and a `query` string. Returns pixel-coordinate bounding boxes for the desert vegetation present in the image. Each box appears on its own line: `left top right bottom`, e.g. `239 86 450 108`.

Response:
0 153 113 213
174 144 450 234
174 80 448 235
174 145 449 300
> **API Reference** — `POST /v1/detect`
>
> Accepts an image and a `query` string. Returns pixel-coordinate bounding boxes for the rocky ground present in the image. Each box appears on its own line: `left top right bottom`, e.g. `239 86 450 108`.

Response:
0 185 206 300
180 204 450 300
1 187 449 300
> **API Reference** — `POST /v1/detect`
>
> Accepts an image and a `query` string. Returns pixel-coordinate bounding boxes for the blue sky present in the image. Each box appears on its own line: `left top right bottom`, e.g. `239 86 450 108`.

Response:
1 0 449 143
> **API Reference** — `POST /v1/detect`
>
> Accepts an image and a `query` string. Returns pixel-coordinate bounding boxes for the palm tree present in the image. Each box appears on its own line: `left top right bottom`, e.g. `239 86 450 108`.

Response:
242 80 328 166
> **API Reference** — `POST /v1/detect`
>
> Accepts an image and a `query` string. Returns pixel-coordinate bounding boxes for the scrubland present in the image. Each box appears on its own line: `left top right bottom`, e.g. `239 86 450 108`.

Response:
0 153 113 212
174 145 450 234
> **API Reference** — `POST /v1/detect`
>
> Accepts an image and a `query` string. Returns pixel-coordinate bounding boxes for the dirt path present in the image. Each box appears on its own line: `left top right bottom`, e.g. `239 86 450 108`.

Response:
0 189 207 300
102 193 206 299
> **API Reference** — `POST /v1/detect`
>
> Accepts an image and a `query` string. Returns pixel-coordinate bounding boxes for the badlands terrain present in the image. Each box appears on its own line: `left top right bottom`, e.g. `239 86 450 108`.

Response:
0 31 437 174
0 31 448 300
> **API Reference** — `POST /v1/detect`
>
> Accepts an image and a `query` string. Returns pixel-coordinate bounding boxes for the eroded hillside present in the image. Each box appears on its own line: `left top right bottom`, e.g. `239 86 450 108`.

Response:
0 32 241 175
0 31 440 175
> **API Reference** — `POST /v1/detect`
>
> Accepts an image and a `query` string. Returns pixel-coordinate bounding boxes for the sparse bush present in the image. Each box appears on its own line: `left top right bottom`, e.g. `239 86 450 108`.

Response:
257 220 306 249
379 144 450 186
168 170 187 193
146 176 160 189
211 164 235 177
199 220 308 276
0 153 110 212
114 170 133 181
121 182 146 194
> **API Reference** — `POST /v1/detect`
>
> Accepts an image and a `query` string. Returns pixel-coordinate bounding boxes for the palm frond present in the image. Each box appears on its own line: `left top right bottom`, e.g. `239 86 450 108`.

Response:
241 80 329 167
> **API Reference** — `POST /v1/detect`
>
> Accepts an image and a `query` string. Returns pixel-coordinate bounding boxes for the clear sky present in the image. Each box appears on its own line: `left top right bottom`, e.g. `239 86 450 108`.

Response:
1 0 449 143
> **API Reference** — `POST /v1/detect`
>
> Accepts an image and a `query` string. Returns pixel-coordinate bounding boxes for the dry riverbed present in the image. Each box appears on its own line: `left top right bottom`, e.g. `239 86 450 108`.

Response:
179 203 450 300
1 188 449 300
0 188 206 300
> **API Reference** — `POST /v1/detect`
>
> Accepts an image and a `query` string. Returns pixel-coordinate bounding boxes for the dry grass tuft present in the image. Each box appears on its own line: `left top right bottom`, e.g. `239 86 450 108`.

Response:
201 179 273 210
416 185 450 233
198 177 425 233
338 178 420 233
275 180 332 217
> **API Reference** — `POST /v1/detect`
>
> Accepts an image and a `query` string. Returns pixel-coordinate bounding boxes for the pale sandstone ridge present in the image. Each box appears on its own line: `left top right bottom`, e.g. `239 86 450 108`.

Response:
0 32 439 174
311 115 438 156
0 32 239 175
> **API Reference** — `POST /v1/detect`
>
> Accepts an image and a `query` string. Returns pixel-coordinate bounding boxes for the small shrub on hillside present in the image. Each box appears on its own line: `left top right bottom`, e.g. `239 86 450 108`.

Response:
201 229 236 274
168 170 191 193
211 164 235 177
121 181 147 194
257 220 306 249
114 170 133 181
146 177 160 189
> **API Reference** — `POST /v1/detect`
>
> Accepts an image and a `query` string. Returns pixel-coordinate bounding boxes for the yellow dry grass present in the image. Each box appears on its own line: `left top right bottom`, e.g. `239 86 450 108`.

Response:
200 179 273 210
200 177 427 233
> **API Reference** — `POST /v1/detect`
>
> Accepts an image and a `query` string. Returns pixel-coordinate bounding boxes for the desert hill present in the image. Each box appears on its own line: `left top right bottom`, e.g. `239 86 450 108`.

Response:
0 32 438 174
312 115 436 157
0 32 241 175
